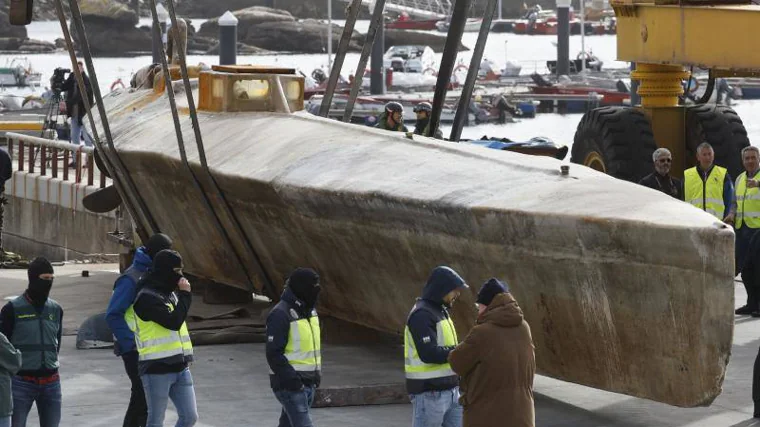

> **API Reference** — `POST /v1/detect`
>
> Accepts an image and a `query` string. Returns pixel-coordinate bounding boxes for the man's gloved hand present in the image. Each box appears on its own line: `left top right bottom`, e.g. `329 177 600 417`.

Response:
284 378 304 392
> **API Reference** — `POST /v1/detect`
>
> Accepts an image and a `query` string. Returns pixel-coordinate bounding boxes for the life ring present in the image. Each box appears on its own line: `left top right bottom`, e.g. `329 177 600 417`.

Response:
110 78 125 92
422 67 438 76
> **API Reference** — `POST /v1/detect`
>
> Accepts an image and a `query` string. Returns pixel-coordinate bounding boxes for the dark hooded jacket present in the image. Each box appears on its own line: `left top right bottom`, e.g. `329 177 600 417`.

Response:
449 292 535 427
266 287 321 391
132 271 192 376
406 267 466 394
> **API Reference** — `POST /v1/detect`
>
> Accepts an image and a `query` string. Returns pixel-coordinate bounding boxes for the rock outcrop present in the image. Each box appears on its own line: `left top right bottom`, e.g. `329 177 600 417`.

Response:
197 6 295 38
18 39 56 53
70 0 150 56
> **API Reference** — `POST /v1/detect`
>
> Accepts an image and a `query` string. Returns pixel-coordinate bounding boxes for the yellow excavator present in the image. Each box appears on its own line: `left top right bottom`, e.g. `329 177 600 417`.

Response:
571 0 754 181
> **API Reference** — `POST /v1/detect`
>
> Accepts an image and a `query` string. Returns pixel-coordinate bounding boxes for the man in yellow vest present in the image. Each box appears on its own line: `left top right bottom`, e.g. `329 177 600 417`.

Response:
133 250 197 427
733 146 760 315
684 142 734 222
405 266 469 427
266 268 322 427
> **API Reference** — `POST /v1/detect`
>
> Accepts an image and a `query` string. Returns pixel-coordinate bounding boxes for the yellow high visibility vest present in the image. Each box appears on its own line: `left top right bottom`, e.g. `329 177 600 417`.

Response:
404 316 457 380
284 310 321 372
684 166 727 219
133 289 193 362
736 171 760 228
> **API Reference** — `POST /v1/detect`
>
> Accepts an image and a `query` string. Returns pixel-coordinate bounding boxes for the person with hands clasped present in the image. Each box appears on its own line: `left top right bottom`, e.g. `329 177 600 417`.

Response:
132 250 197 427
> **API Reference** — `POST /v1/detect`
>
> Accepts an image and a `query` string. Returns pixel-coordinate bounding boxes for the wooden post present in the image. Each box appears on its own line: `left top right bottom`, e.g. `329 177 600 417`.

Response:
40 146 46 176
52 148 58 178
27 144 33 174
18 141 23 172
63 151 69 181
87 154 94 186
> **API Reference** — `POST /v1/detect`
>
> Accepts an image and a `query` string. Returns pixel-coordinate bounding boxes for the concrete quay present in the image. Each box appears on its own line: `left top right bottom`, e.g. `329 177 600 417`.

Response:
0 263 757 426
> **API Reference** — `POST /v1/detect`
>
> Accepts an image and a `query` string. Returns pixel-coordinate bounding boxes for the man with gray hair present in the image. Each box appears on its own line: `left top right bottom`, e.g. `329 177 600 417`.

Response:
683 142 734 221
638 147 682 199
732 145 760 315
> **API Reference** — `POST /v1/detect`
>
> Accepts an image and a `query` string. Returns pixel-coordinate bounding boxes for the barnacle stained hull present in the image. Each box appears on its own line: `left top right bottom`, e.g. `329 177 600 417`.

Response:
95 83 734 408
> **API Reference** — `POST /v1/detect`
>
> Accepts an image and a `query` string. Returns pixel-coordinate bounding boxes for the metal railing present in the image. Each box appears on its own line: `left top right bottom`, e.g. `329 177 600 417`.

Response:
5 132 107 189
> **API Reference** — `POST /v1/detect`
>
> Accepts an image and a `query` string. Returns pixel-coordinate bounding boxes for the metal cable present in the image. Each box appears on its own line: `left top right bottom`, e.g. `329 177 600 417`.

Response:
342 0 388 122
161 0 278 298
318 0 363 117
146 0 262 295
698 70 715 104
54 0 155 243
450 0 499 142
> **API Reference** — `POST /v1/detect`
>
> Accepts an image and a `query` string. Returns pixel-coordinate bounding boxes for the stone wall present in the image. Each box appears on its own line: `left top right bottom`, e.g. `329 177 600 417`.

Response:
3 171 121 262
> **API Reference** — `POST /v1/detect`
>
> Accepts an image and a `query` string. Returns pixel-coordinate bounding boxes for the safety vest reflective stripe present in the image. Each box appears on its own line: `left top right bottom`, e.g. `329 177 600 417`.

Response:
284 313 321 372
684 166 727 220
134 292 193 362
736 172 760 228
404 316 457 380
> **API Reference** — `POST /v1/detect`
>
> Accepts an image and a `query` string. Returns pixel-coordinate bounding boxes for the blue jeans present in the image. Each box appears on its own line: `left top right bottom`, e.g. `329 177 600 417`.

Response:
11 377 62 427
274 386 315 427
0 416 10 427
141 369 198 427
410 387 463 427
69 117 93 147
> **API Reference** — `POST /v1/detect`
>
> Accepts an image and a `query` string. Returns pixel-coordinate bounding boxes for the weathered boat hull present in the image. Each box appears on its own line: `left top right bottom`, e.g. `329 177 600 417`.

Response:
96 85 734 408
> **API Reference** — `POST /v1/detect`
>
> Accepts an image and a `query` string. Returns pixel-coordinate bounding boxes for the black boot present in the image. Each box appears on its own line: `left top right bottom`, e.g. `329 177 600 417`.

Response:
737 305 754 315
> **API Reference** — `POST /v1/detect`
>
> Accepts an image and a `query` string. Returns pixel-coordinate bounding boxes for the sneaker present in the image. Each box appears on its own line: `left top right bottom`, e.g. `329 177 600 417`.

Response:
736 305 754 315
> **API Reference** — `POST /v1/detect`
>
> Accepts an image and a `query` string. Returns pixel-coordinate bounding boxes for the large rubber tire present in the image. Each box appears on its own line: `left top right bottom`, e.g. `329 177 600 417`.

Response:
686 104 749 179
571 106 657 182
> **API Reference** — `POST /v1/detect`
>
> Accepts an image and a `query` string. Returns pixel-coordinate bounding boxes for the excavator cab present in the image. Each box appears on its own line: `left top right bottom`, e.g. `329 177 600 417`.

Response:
571 0 754 182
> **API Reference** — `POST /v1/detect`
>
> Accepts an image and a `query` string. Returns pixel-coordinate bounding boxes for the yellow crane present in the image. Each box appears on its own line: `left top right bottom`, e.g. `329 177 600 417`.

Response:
571 0 754 181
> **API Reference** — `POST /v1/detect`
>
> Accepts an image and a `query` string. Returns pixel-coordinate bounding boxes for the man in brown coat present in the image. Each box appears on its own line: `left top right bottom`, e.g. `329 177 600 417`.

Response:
449 278 535 427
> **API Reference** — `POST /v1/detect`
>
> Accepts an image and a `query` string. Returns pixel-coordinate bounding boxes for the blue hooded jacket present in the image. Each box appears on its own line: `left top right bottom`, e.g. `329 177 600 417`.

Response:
406 266 468 394
106 247 152 356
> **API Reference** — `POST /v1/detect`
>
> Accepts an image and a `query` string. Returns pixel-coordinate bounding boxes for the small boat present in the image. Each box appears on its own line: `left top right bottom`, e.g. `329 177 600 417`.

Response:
529 72 630 107
435 18 483 32
0 57 41 88
385 13 441 31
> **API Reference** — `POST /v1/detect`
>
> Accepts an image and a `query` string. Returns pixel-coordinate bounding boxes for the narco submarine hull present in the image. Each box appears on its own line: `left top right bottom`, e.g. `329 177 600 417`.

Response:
92 65 734 408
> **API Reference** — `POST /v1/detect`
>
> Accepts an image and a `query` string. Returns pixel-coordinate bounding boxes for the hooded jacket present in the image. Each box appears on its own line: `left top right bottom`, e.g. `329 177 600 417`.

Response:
132 272 192 376
375 112 409 132
266 287 321 391
406 266 466 394
449 292 535 427
106 246 152 356
0 331 21 417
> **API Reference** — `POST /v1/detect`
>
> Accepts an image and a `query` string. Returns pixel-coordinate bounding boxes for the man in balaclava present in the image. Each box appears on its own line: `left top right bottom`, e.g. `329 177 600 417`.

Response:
0 257 64 427
132 249 198 427
106 233 172 427
405 266 469 427
266 268 322 427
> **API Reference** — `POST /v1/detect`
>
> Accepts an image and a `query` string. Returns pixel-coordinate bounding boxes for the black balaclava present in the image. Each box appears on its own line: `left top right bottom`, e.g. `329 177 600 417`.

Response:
150 249 184 293
145 233 173 259
27 257 54 303
286 268 320 313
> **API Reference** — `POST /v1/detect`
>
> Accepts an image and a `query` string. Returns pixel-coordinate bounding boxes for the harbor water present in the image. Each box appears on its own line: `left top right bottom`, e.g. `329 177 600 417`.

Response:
2 19 759 147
